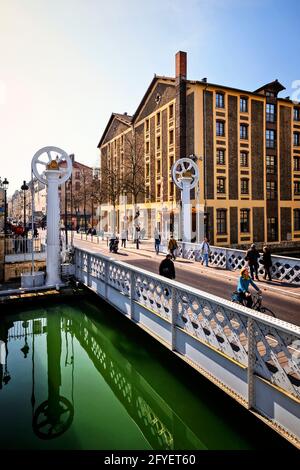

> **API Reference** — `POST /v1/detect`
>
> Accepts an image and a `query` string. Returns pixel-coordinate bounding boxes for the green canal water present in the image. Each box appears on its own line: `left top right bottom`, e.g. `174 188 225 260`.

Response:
0 298 293 450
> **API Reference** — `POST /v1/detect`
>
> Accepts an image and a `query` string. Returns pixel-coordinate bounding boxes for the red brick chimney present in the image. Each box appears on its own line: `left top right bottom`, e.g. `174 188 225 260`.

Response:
175 51 187 80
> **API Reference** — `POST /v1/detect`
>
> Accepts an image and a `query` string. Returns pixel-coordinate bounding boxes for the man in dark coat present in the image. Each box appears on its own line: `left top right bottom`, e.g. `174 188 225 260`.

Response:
159 254 176 280
245 243 260 280
262 245 272 281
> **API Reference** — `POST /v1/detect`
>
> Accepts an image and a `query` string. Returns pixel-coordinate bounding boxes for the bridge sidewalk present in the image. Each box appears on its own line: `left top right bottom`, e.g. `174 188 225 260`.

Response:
73 235 300 301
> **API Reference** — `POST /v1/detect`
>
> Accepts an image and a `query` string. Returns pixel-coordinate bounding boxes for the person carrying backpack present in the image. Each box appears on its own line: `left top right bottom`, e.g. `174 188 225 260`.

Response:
159 254 176 280
168 235 178 260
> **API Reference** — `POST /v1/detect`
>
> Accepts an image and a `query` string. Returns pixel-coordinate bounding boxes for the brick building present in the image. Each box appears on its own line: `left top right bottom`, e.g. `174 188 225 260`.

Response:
97 51 300 246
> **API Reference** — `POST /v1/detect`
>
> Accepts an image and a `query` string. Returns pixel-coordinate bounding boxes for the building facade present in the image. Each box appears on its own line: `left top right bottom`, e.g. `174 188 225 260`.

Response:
98 51 300 246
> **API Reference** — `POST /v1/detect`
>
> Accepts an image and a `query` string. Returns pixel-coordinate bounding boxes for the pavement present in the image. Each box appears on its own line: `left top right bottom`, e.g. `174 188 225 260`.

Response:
73 234 300 327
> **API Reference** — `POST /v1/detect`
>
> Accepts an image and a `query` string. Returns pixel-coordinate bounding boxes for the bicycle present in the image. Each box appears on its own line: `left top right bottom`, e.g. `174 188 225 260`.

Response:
231 291 276 317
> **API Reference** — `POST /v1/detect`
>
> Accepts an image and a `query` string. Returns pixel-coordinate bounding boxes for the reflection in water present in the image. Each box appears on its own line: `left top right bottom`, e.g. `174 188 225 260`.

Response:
0 319 13 389
32 315 74 439
0 302 293 450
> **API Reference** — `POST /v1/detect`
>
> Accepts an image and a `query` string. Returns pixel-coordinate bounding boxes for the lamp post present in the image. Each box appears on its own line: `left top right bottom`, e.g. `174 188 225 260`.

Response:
123 190 127 234
0 177 9 235
21 180 29 236
91 195 96 231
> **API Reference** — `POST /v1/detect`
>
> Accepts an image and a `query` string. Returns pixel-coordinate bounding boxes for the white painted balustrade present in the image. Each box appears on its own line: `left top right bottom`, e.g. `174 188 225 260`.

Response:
74 247 300 448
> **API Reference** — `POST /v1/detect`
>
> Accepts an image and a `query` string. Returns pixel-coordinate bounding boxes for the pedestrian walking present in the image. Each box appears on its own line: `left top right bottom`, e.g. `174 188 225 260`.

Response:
159 254 176 280
135 225 141 249
245 243 260 280
200 237 210 267
121 229 127 248
154 228 161 255
168 235 178 260
262 245 272 281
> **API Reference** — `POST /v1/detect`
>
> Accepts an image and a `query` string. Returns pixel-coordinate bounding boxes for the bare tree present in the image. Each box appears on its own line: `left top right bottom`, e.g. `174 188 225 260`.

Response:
72 167 93 232
123 131 146 244
101 165 123 235
90 175 106 232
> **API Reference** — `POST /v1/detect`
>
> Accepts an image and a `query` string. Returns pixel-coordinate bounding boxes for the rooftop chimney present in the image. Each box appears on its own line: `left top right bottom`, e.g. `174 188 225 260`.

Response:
175 51 187 80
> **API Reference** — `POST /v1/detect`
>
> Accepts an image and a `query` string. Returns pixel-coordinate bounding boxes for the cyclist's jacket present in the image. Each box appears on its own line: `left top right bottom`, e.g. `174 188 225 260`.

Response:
237 277 260 293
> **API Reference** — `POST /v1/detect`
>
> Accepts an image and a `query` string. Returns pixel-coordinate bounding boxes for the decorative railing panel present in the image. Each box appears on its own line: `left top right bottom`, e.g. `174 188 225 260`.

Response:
176 289 249 366
90 254 106 280
107 261 131 297
135 272 172 322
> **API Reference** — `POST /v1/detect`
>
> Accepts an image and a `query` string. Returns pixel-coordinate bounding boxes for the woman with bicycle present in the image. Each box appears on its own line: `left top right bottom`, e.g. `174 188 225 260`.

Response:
235 266 261 308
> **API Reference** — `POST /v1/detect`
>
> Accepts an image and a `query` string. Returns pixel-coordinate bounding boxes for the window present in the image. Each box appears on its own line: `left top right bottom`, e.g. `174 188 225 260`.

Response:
145 141 150 154
156 136 161 150
266 129 275 148
266 91 275 97
294 209 300 231
169 104 174 119
157 184 161 200
294 108 300 121
217 209 227 234
217 177 226 193
75 171 80 179
145 162 150 177
216 92 225 108
240 97 248 113
294 181 300 195
240 209 250 233
216 149 225 165
266 181 277 199
145 119 149 132
169 129 174 145
156 113 161 126
267 217 277 241
240 124 248 140
157 159 161 174
240 151 248 167
294 157 300 171
169 155 174 169
216 120 225 137
146 186 150 200
241 178 249 194
294 132 300 146
266 155 276 174
75 182 80 191
266 103 275 122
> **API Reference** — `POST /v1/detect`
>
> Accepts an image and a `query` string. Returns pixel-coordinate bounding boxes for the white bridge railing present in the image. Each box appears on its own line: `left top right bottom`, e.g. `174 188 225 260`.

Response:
176 242 300 285
74 247 300 448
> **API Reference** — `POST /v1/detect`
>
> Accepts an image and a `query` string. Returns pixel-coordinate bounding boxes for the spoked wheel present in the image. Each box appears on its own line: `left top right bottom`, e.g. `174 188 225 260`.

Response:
32 397 74 439
171 158 199 190
259 307 276 318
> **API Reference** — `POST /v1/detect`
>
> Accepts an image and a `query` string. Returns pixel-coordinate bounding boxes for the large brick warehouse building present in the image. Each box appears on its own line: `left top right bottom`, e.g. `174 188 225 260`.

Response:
97 51 300 247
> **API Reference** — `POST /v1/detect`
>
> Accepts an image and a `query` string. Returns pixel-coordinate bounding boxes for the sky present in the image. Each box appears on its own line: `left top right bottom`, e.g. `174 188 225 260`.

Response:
1 0 300 195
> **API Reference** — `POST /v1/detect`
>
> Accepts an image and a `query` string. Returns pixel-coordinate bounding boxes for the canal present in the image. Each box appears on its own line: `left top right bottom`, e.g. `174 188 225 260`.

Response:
0 297 293 450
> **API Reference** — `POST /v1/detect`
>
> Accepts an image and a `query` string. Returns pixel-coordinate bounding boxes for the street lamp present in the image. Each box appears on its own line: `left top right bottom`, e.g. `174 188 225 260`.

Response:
0 177 9 235
21 180 29 236
123 190 127 233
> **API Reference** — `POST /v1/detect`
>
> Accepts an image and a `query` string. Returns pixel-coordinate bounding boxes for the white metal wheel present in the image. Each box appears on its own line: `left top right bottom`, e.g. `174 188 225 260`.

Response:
171 157 199 190
31 146 72 185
